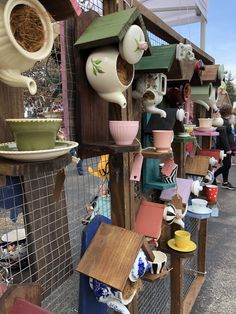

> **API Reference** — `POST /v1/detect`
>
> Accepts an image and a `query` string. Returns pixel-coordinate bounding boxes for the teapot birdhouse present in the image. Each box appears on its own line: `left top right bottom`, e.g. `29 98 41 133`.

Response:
75 8 151 108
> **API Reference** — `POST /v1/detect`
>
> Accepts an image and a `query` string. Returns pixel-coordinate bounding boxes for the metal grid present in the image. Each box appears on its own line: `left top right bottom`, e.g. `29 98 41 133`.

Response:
183 216 200 297
138 278 170 314
0 2 204 314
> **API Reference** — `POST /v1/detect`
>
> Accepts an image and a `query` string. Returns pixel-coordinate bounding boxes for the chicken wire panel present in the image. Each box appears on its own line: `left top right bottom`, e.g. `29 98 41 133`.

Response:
138 277 170 314
41 156 110 313
183 216 200 297
79 0 103 14
148 31 168 46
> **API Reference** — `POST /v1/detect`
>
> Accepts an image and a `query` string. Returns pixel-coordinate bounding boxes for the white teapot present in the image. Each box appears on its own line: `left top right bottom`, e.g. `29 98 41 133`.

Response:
142 73 167 117
0 0 54 94
86 46 134 108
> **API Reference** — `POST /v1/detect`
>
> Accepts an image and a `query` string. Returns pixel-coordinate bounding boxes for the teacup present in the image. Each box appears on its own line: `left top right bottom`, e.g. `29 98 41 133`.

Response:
174 230 191 249
198 118 213 128
152 130 174 152
176 108 189 122
148 251 167 275
191 198 208 209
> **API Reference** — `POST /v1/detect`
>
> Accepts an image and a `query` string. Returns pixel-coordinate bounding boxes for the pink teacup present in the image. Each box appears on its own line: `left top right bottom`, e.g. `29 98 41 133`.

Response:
152 130 174 152
109 120 139 145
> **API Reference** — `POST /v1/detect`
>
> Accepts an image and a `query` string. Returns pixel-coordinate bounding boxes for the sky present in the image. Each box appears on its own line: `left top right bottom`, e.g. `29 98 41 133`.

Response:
173 0 236 84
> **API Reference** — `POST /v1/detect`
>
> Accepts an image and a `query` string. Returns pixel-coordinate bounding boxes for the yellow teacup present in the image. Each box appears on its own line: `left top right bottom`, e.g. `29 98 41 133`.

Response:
174 230 191 249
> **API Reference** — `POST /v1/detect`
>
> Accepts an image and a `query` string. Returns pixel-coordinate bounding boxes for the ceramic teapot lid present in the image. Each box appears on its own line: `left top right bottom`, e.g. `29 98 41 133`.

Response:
119 25 148 65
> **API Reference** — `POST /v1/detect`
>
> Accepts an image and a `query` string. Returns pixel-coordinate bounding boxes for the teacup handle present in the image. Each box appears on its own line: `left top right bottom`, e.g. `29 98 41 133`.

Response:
159 73 167 95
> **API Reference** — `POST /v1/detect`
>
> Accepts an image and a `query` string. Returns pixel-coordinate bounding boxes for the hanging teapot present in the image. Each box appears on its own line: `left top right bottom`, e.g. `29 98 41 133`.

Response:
86 46 134 108
142 73 167 117
0 0 54 94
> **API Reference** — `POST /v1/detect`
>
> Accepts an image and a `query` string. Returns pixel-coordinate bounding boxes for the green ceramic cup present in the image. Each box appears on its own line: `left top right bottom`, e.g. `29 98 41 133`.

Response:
5 118 62 151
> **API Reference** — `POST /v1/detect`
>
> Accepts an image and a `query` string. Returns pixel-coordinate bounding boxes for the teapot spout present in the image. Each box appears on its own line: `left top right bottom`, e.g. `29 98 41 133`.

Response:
0 69 37 95
99 92 127 108
145 105 167 118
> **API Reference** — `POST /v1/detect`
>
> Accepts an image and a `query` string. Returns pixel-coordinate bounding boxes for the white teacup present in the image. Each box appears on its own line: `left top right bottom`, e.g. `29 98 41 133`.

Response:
148 251 167 275
191 198 208 210
176 108 189 122
198 118 213 128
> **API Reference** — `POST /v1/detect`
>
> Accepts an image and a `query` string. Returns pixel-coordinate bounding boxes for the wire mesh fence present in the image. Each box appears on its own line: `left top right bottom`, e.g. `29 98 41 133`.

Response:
0 1 204 313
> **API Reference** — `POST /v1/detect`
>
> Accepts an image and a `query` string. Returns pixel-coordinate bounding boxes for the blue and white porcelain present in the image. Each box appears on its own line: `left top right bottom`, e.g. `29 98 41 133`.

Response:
128 249 150 282
89 249 150 314
89 278 135 314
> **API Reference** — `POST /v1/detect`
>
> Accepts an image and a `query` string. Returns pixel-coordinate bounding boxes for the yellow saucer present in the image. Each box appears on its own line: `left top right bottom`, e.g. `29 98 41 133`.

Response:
167 238 197 253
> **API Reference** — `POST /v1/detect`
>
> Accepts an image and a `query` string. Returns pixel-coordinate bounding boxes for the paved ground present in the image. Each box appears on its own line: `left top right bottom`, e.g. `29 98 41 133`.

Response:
191 162 236 313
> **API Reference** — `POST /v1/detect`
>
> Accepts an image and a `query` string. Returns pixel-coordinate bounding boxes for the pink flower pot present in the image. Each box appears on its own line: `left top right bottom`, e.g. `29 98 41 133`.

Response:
109 121 139 145
152 130 174 152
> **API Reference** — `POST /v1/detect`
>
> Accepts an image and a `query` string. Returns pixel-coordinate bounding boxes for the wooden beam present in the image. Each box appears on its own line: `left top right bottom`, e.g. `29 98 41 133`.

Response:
183 275 205 314
133 0 215 65
38 0 75 21
133 0 184 44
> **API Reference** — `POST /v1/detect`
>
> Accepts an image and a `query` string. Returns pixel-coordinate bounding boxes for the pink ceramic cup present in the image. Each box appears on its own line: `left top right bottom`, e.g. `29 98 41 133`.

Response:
152 130 174 152
109 121 139 145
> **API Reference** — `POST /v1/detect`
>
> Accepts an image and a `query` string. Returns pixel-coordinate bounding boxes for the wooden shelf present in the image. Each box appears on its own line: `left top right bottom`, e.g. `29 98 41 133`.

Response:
142 149 173 161
192 131 219 137
0 154 72 176
142 268 172 282
160 243 196 259
81 141 140 155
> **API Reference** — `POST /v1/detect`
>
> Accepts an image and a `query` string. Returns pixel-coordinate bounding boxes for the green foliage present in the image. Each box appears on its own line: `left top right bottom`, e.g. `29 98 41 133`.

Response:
225 72 236 103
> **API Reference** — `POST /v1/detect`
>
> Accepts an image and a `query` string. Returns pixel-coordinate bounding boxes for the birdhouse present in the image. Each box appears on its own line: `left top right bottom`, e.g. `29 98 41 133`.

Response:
135 43 195 81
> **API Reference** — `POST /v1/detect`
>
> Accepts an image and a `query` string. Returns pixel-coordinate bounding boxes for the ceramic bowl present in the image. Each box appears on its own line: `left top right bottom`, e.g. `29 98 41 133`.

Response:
6 118 62 151
148 250 167 275
198 118 213 128
109 121 139 145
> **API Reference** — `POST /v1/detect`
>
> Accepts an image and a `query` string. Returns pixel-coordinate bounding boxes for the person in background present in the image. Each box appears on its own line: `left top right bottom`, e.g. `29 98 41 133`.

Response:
213 104 235 190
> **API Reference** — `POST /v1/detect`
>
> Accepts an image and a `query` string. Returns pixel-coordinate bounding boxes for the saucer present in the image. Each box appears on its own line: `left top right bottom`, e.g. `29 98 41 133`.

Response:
167 238 197 252
0 141 78 162
194 127 217 132
177 133 190 137
188 205 212 215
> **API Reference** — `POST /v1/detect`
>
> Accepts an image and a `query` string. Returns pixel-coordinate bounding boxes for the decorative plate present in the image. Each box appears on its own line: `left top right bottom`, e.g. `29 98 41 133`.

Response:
187 205 212 215
0 141 78 162
194 127 217 132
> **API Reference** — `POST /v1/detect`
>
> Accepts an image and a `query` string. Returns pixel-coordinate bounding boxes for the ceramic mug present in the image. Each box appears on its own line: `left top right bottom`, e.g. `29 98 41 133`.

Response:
148 250 167 275
176 108 189 122
174 230 191 249
152 130 174 152
205 184 218 204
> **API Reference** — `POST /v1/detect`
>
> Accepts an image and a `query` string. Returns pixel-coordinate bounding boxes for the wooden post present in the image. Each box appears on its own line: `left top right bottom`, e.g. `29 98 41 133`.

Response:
0 83 23 143
198 219 208 274
171 255 184 314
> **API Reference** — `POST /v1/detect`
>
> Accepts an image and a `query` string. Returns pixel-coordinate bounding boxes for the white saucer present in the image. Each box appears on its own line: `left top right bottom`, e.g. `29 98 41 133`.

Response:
177 133 190 137
0 140 78 162
194 127 217 132
188 205 212 215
